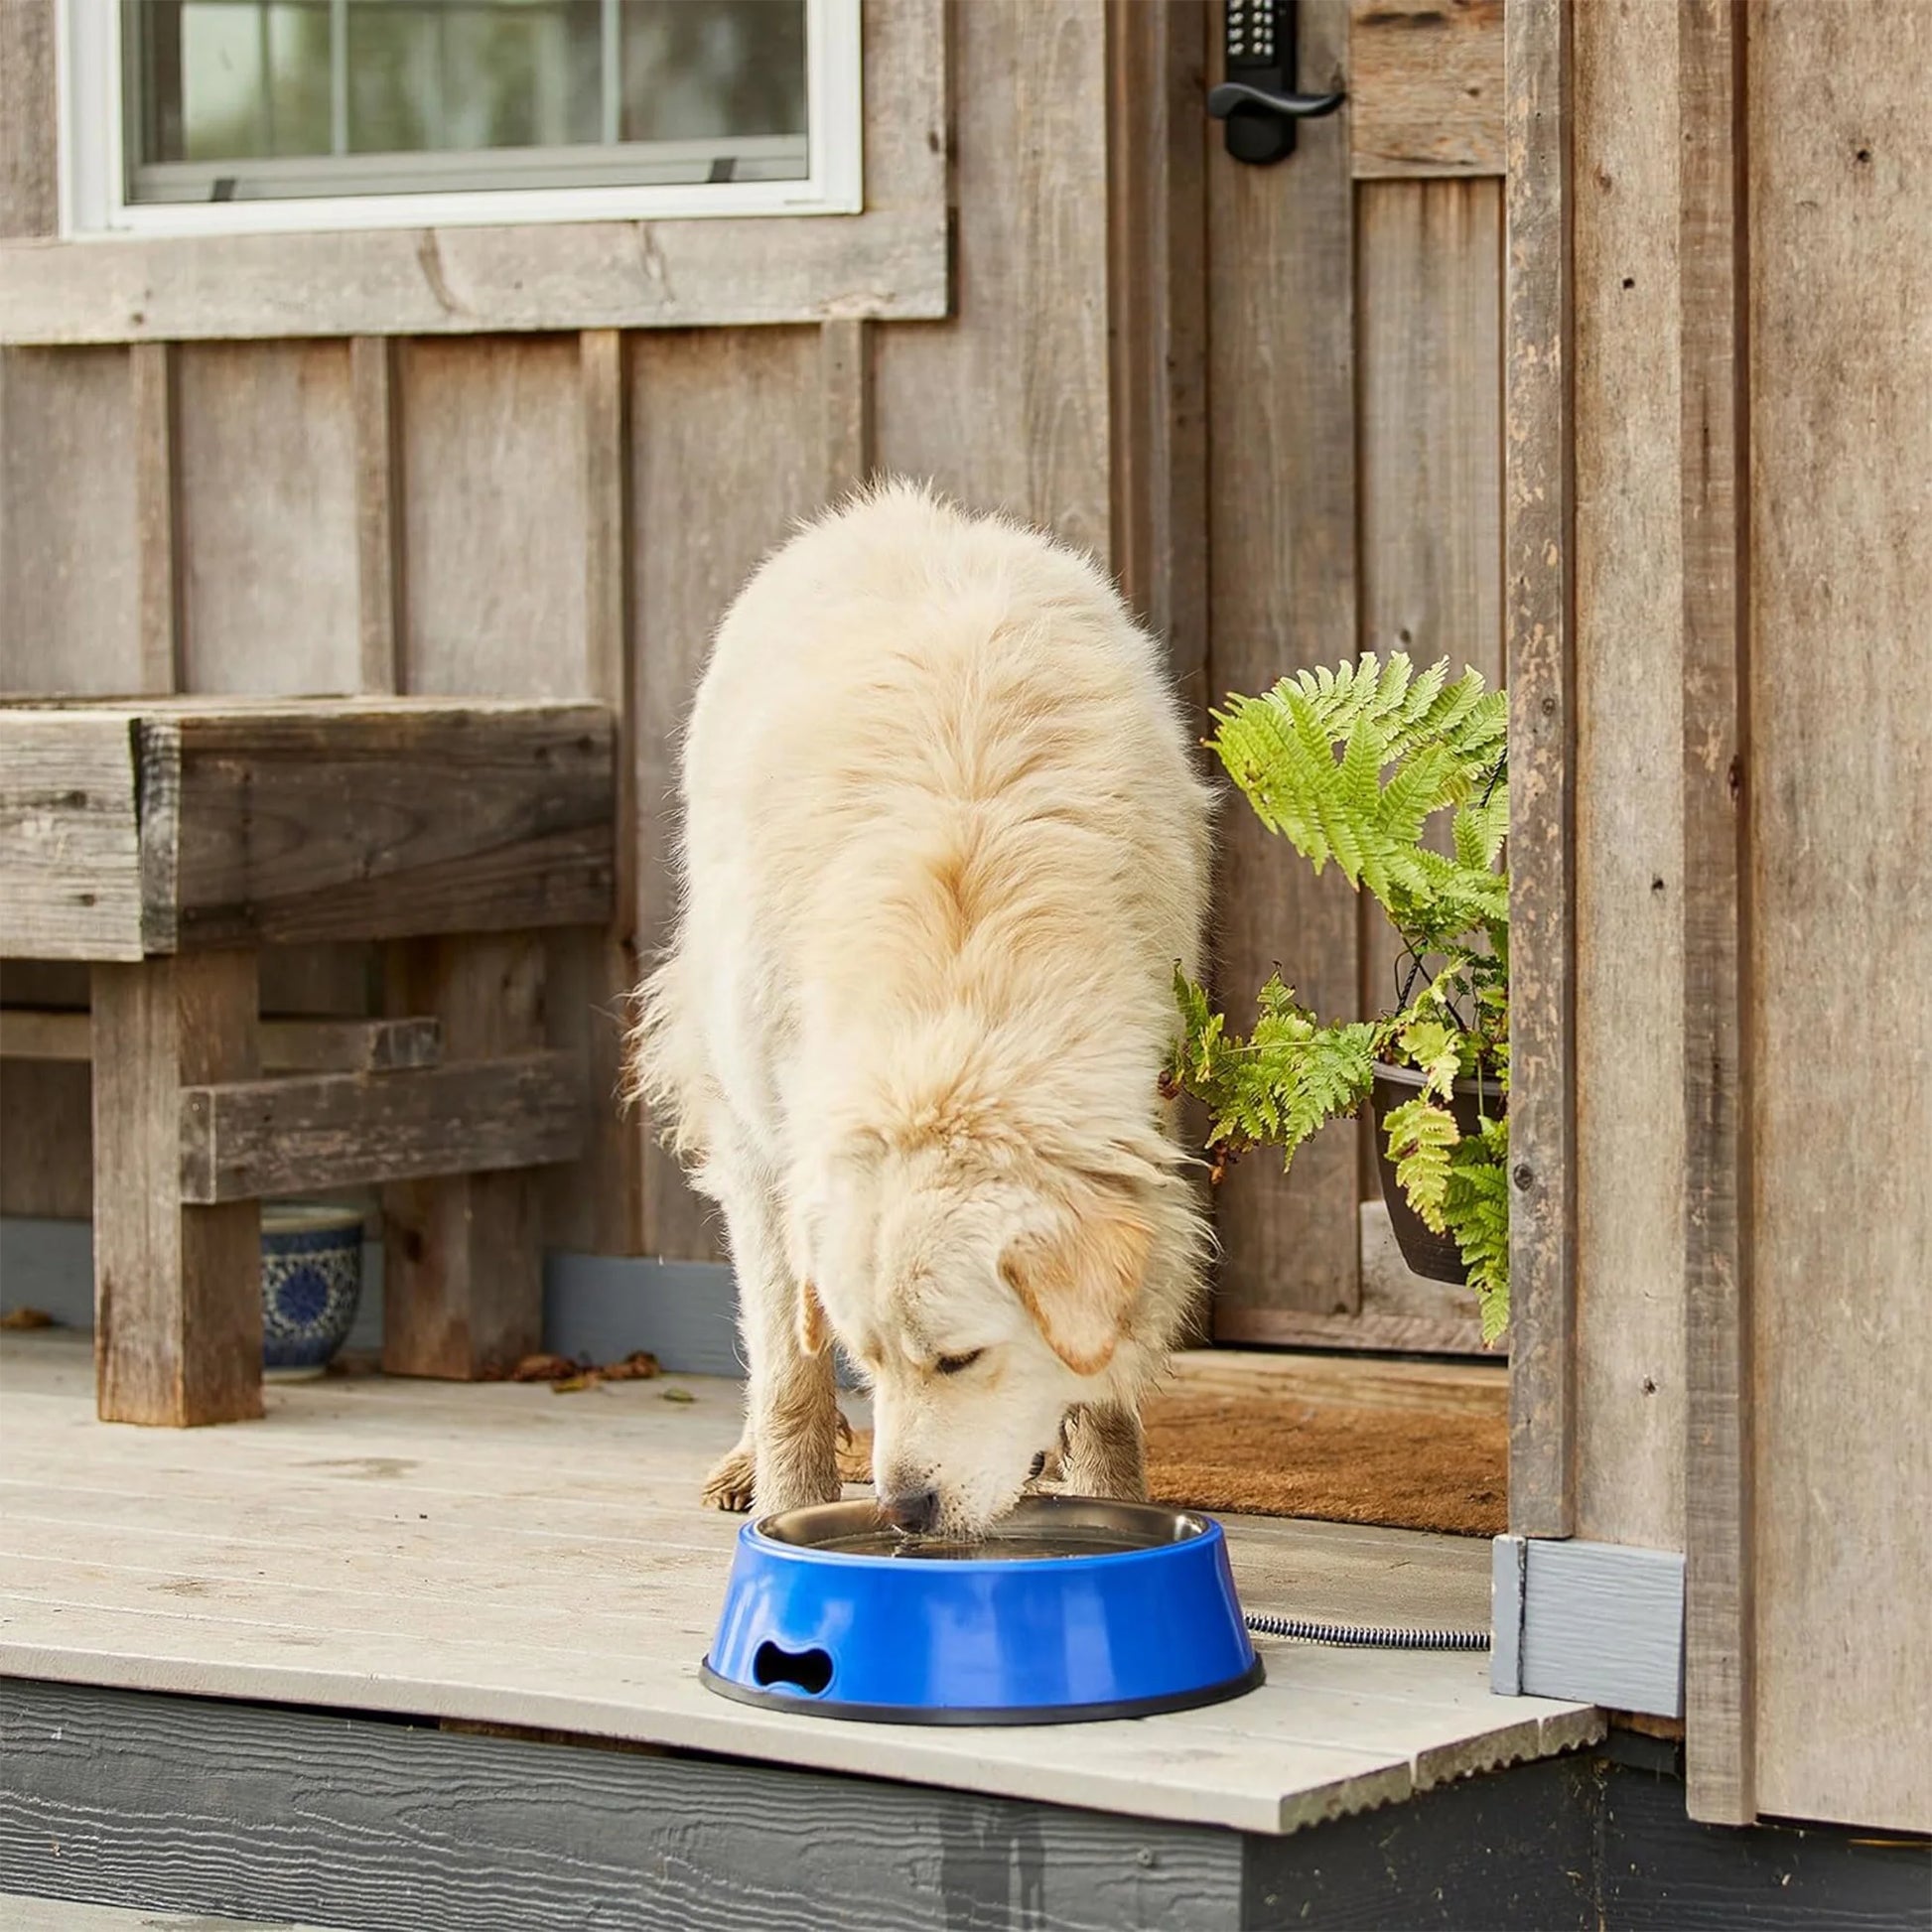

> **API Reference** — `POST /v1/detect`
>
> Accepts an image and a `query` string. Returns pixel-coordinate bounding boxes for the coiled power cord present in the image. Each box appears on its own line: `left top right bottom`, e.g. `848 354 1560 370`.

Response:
1243 1610 1491 1652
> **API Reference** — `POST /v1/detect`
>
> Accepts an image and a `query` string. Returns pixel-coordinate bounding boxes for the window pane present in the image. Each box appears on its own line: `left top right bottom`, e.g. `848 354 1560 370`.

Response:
619 1 806 145
132 1 334 163
345 2 603 156
121 0 813 202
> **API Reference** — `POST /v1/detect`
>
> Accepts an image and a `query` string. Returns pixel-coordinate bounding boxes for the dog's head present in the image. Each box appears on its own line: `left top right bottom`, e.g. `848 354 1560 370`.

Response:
789 1130 1173 1538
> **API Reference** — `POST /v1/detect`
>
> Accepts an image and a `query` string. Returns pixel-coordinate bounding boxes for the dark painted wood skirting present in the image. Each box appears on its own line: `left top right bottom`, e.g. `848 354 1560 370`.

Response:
3 1682 1926 1932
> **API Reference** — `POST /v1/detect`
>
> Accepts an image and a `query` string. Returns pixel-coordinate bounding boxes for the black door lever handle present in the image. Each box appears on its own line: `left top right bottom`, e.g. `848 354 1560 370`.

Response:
1211 0 1345 165
1206 80 1345 123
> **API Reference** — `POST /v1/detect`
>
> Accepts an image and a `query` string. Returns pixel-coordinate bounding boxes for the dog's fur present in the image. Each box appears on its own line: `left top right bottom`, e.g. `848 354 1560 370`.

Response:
631 483 1213 1536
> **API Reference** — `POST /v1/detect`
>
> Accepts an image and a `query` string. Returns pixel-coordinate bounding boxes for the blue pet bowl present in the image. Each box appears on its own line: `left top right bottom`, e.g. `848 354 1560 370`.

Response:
260 1202 363 1377
702 1495 1262 1725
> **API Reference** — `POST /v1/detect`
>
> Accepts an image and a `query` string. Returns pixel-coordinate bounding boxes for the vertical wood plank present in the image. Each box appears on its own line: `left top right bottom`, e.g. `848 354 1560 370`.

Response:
873 0 1111 557
343 334 407 1077
1355 178 1504 1244
0 0 58 239
582 329 633 931
381 934 547 1379
90 951 263 1426
1571 0 1687 1554
175 343 360 696
398 338 586 698
1 347 142 696
1679 0 1752 1830
1106 0 1209 710
541 328 642 1258
131 344 184 697
820 317 875 502
1356 183 1504 677
1746 0 1932 1837
350 336 404 694
1502 0 1576 1537
1108 0 1211 1352
631 329 822 1261
1205 0 1363 1332
853 0 949 220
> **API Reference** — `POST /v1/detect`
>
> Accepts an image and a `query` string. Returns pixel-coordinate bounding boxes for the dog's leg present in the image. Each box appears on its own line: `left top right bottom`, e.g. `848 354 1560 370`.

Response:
744 1273 843 1515
703 1164 842 1516
1058 1403 1149 1501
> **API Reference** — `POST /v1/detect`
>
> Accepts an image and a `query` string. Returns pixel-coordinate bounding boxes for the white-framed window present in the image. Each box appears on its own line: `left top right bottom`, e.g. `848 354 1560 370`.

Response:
59 0 863 239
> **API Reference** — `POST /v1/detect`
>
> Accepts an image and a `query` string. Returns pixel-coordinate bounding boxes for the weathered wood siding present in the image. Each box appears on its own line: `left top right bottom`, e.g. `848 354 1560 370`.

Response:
1570 0 1686 1555
175 345 363 695
1744 0 1931 1839
1510 0 1932 1837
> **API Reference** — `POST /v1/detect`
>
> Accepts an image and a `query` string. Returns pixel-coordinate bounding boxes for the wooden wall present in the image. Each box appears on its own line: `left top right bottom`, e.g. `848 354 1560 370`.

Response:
0 0 1113 1266
1508 0 1931 1838
1 0 1511 1362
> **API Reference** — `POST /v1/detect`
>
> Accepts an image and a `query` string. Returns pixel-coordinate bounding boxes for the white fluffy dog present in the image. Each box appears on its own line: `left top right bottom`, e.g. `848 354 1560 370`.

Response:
632 483 1212 1537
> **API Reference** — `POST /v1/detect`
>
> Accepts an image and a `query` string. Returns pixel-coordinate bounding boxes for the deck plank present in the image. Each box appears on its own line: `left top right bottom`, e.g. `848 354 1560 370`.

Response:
0 1333 1597 1836
1 1894 318 1931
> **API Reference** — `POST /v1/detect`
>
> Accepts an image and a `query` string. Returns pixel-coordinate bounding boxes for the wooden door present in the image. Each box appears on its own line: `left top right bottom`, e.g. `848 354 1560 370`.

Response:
1199 0 1506 1355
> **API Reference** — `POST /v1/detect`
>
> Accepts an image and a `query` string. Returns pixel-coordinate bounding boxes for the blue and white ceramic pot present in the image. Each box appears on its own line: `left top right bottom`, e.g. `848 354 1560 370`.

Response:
260 1202 364 1379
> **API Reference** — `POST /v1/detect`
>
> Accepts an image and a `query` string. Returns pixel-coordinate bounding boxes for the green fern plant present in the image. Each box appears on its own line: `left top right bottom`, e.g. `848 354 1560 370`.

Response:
1167 653 1512 1342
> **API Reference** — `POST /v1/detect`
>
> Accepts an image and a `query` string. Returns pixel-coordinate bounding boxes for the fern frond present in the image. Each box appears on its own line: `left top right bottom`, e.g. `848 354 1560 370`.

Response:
1210 697 1334 869
1210 653 1506 939
1445 1134 1510 1343
1170 971 1379 1173
1394 848 1509 949
1382 1097 1459 1232
1331 711 1387 885
1452 777 1510 871
1397 1020 1461 1101
1395 655 1449 730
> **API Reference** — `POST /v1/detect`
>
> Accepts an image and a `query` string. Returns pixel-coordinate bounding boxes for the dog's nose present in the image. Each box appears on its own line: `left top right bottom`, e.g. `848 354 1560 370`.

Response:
878 1487 939 1535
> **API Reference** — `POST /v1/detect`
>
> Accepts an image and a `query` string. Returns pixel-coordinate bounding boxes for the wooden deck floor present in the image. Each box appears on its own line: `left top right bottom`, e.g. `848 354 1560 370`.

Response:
0 1332 1597 1837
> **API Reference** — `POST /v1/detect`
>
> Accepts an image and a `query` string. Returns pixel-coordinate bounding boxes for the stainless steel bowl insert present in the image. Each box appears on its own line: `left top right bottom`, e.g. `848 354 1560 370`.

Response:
754 1494 1211 1561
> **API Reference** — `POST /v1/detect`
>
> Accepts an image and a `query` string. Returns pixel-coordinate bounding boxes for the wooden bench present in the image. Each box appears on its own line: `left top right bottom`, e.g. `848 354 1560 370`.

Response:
0 697 618 1426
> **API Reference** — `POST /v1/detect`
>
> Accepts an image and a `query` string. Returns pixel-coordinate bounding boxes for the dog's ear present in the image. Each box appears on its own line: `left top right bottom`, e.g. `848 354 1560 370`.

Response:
1001 1197 1151 1377
797 1279 829 1358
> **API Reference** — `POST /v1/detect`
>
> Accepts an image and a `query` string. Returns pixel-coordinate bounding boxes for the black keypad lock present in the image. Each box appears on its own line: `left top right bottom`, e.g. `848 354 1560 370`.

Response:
1208 0 1345 166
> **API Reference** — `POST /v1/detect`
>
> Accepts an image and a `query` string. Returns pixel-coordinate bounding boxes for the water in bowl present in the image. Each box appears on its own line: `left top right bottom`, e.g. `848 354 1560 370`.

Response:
816 1526 1184 1561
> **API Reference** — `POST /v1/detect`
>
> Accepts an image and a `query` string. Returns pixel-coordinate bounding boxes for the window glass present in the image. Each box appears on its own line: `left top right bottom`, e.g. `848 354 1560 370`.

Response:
122 0 810 203
618 1 806 145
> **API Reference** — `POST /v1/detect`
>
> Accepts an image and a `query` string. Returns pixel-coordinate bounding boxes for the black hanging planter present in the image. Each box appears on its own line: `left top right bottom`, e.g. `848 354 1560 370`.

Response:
1369 1061 1506 1286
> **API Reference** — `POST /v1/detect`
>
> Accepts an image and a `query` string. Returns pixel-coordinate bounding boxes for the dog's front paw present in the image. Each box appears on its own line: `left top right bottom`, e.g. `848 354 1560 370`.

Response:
701 1441 759 1513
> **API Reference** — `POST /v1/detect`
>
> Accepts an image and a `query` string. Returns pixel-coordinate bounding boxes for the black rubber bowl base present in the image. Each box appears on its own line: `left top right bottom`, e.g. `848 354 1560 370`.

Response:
697 1653 1266 1726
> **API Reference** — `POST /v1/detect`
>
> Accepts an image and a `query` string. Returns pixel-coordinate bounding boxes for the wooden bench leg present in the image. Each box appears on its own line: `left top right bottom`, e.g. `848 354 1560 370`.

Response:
381 934 545 1379
90 952 262 1426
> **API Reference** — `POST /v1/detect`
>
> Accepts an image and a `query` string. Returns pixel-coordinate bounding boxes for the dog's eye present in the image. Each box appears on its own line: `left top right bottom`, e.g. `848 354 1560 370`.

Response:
934 1349 984 1377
